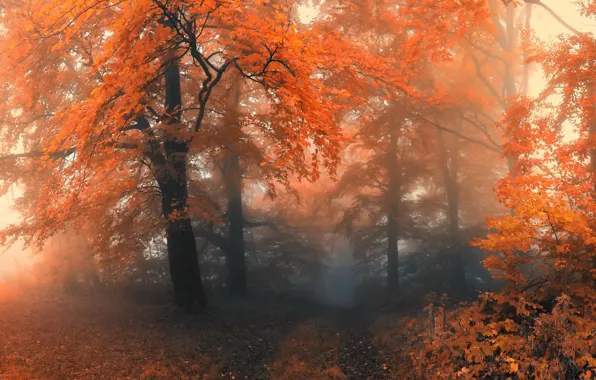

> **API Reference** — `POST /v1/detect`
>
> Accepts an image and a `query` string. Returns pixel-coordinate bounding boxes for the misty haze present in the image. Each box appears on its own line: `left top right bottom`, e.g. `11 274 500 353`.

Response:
0 0 595 379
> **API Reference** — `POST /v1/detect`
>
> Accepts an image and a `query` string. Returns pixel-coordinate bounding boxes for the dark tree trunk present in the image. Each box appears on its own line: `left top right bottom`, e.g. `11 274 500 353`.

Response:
386 127 400 292
151 56 207 312
437 127 467 295
223 77 247 297
160 173 207 311
386 212 399 291
224 153 247 297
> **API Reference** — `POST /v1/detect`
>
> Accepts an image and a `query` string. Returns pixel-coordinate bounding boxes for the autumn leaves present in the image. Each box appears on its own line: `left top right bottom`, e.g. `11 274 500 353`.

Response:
0 0 594 322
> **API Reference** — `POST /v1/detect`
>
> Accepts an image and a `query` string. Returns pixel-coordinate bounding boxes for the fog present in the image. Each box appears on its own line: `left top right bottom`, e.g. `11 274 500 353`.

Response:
0 1 594 378
0 0 592 293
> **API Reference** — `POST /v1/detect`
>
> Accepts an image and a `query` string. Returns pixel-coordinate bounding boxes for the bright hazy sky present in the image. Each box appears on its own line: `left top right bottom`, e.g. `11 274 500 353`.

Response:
0 1 594 276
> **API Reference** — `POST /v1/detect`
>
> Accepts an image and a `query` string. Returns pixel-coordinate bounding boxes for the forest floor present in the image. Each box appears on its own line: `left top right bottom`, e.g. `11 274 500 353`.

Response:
0 289 416 379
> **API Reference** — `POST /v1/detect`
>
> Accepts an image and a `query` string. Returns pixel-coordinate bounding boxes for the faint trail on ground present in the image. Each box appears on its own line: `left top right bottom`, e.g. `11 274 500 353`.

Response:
330 309 391 380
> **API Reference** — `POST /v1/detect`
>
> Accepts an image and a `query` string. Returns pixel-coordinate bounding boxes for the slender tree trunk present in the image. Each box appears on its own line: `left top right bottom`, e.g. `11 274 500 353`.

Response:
223 77 247 297
504 1 518 184
488 0 522 178
386 213 399 291
224 153 247 297
386 127 400 291
588 82 596 287
522 3 533 98
437 126 467 295
153 56 207 312
504 1 517 101
589 84 596 190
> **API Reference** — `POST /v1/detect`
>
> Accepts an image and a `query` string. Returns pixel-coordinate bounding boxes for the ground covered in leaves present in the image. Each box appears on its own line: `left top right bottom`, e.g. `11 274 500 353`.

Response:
0 290 415 379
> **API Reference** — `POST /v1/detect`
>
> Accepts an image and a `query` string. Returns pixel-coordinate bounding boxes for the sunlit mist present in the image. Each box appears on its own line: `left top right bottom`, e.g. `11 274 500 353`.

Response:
0 0 595 378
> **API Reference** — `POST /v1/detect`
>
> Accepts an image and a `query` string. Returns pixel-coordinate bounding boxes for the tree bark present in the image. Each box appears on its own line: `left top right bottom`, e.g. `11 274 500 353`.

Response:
487 0 522 179
386 126 401 292
437 126 467 295
223 77 247 297
224 152 247 297
151 56 207 312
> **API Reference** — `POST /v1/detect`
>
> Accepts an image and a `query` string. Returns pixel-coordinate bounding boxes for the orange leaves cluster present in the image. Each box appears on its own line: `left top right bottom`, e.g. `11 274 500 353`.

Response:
467 1 596 295
404 292 596 379
398 0 492 62
578 0 596 18
0 1 338 245
0 0 450 272
398 3 596 379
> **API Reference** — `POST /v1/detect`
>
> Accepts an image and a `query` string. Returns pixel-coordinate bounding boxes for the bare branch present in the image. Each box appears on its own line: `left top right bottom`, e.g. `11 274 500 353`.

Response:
461 114 502 150
0 148 76 161
524 0 581 36
0 139 138 163
193 224 229 253
470 54 508 108
417 117 503 154
0 113 54 126
244 219 284 230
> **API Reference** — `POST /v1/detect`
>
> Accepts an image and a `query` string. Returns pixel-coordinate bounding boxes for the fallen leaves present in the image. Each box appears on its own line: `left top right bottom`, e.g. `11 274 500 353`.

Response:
0 289 396 379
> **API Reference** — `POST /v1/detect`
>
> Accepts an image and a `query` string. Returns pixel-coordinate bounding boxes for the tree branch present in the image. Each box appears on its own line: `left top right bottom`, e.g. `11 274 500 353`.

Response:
523 0 581 36
470 54 508 109
0 148 76 161
417 117 503 154
244 219 282 229
194 226 229 253
0 140 139 163
460 114 503 150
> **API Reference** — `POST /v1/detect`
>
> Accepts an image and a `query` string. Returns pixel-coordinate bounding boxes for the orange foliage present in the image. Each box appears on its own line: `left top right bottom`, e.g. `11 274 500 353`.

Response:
403 291 596 379
473 13 596 298
400 2 596 379
0 0 436 266
1 0 596 376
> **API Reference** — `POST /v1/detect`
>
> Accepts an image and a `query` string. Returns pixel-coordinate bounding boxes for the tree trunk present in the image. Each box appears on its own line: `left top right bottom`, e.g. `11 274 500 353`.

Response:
224 153 247 297
386 127 400 292
223 77 247 297
588 82 596 287
488 0 521 179
162 186 207 311
503 0 518 102
386 212 399 291
154 56 207 312
437 127 467 296
590 83 596 191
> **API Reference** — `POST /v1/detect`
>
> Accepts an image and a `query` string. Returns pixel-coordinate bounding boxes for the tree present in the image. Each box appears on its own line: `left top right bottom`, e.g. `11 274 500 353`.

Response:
399 3 596 378
0 0 419 311
318 0 505 295
474 19 596 296
332 103 440 291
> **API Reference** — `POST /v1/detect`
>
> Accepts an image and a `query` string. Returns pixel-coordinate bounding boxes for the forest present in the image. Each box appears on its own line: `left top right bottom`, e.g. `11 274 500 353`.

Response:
0 0 595 378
